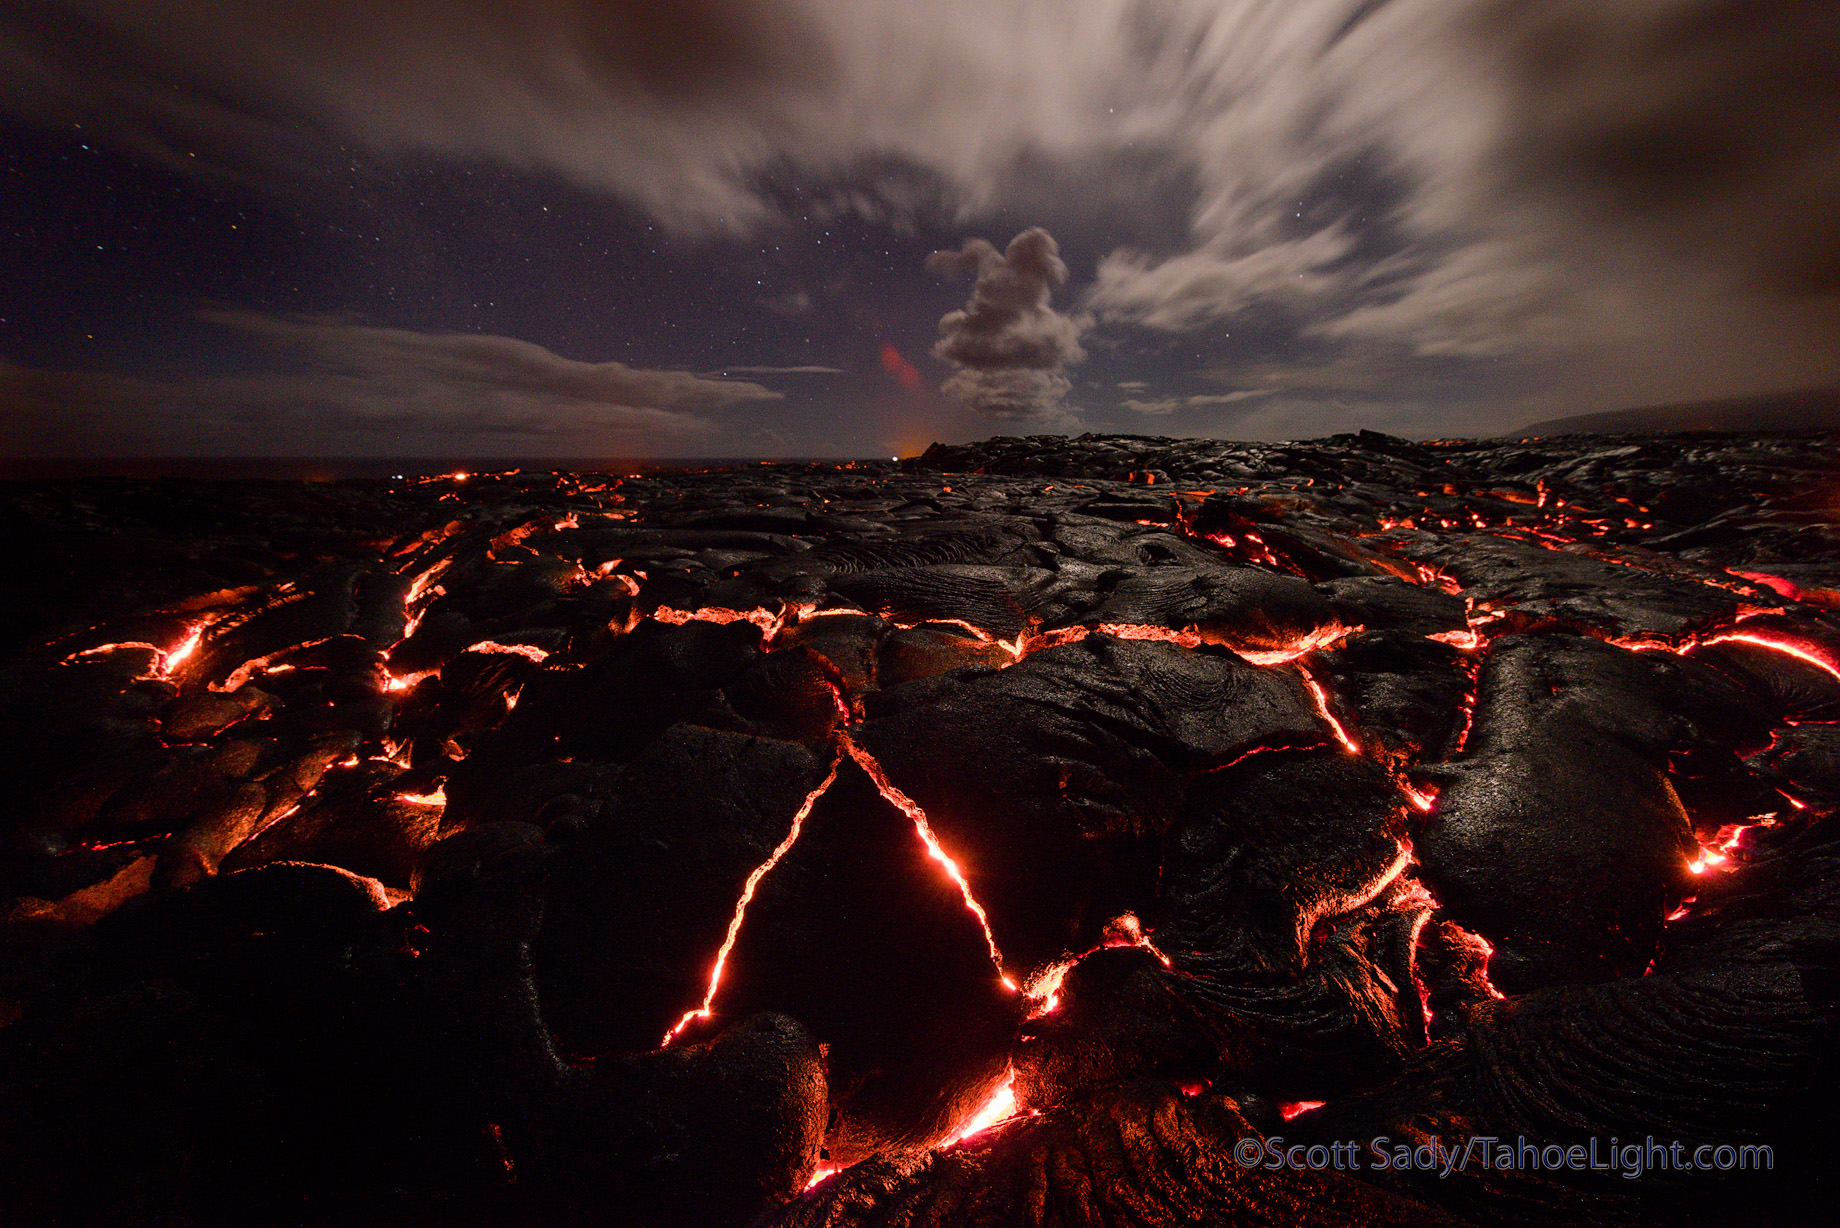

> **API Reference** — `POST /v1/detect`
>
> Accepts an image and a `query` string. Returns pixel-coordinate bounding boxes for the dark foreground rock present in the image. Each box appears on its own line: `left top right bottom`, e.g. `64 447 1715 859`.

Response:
3 430 1840 1227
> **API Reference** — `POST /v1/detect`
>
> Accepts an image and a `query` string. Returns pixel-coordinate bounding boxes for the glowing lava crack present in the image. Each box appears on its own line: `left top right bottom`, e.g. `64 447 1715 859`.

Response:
663 757 845 1046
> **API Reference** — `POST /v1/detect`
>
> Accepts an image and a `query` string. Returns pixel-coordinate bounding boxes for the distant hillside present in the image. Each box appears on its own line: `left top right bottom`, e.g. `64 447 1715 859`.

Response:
1516 388 1840 436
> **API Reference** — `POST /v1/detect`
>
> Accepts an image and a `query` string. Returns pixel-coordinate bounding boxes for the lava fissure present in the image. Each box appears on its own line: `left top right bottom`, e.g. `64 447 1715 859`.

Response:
17 433 1840 1228
836 732 1015 990
1295 661 1363 756
662 756 845 1046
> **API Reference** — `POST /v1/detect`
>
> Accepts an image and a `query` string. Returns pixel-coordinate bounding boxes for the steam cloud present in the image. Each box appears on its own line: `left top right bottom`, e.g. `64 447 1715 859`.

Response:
927 228 1087 423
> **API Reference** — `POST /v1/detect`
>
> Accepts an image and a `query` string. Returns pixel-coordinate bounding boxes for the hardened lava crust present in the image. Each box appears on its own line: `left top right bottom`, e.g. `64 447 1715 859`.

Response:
4 429 1840 1227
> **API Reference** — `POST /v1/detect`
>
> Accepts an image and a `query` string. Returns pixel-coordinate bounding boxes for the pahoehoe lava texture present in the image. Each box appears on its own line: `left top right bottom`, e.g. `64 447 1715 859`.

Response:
4 430 1840 1227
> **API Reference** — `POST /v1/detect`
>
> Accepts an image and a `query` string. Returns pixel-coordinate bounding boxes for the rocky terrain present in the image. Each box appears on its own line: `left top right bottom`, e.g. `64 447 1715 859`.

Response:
3 429 1839 1227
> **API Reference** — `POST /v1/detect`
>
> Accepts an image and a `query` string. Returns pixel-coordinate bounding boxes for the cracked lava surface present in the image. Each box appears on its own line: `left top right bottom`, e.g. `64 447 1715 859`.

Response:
4 429 1840 1226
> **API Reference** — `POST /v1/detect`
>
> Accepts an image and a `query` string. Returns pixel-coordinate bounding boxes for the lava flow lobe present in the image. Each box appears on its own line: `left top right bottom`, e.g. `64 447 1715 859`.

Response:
4 430 1840 1228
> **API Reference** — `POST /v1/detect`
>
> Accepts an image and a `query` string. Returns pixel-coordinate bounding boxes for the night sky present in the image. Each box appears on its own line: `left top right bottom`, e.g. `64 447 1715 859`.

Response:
3 1 1837 459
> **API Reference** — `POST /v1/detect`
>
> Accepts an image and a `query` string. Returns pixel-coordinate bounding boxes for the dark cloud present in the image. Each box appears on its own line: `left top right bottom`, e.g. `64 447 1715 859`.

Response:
700 365 842 375
1089 0 1840 413
0 314 779 454
927 227 1087 423
0 0 838 227
1472 0 1840 298
4 0 1836 444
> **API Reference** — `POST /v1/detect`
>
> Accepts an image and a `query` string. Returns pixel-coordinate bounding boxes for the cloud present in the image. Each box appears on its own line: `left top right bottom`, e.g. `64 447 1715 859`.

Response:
758 290 816 318
1122 389 1276 416
0 0 1137 231
1076 0 1840 403
700 364 842 375
3 1 1836 416
1089 228 1356 331
927 227 1088 422
0 314 779 454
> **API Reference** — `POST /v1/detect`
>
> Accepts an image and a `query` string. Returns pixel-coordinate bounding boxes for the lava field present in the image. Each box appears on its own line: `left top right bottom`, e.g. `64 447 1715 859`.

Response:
4 429 1840 1228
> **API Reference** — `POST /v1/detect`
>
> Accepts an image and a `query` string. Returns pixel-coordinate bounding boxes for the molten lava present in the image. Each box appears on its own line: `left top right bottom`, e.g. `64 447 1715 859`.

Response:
1021 913 1175 1020
1104 912 1174 966
652 605 795 636
837 733 1016 991
940 1067 1023 1149
1232 622 1359 666
662 758 844 1046
1401 782 1438 813
214 638 336 692
1688 821 1763 876
465 641 552 662
159 618 219 676
1698 630 1840 682
1469 932 1507 1000
1613 625 1840 684
1296 663 1362 756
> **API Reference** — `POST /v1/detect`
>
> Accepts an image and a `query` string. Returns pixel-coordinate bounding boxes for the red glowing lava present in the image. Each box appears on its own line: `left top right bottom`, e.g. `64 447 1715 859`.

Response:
1021 913 1176 1020
1697 631 1840 682
1005 620 1357 672
652 604 798 637
464 641 552 662
1295 663 1362 755
1200 529 1283 569
1400 782 1438 813
884 616 1026 659
1687 821 1765 876
159 621 215 675
1448 689 1478 757
1613 625 1840 684
1280 1100 1325 1121
1104 912 1174 966
940 1067 1024 1149
838 734 1015 990
213 638 336 693
1233 622 1359 665
1468 932 1507 1000
399 559 454 640
663 758 844 1046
